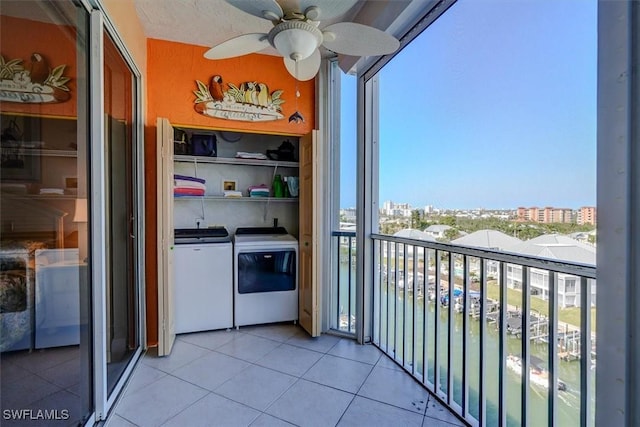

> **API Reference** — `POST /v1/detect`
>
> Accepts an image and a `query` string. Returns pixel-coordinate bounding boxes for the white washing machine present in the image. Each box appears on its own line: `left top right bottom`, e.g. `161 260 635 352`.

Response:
233 227 298 327
174 227 233 333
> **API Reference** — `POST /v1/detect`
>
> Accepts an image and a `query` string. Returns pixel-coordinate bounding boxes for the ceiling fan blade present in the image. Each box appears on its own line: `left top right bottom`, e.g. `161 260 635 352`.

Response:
284 49 321 81
278 0 358 20
322 22 399 56
204 33 270 60
226 0 283 21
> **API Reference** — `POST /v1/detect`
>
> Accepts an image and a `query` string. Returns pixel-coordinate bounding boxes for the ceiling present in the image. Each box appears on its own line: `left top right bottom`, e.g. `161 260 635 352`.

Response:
131 0 424 73
133 0 366 58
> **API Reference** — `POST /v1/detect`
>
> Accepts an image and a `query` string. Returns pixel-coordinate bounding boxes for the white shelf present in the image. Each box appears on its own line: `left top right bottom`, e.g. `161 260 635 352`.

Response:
16 149 78 158
175 196 298 203
2 193 76 200
174 155 298 168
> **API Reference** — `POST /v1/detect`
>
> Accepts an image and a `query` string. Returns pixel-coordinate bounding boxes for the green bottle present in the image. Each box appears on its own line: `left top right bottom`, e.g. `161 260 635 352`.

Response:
273 174 284 198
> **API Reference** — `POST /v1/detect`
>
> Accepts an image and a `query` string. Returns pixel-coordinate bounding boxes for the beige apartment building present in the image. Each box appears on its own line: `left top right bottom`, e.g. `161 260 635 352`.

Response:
517 206 574 223
578 206 598 225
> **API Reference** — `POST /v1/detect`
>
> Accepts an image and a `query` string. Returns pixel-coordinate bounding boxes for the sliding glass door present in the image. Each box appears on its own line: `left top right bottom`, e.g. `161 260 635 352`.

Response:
103 30 140 397
0 1 93 424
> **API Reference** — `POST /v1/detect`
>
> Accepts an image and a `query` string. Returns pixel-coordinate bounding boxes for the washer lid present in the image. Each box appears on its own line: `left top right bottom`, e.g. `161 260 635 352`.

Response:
175 227 231 244
234 233 298 245
235 226 288 235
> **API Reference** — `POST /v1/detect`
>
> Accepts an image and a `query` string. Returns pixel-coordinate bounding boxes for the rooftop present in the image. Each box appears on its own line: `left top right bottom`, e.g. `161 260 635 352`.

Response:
451 229 522 251
507 234 596 265
393 229 436 241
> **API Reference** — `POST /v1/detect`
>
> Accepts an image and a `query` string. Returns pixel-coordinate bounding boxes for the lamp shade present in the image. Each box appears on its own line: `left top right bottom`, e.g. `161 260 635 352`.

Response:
269 21 322 61
73 198 87 222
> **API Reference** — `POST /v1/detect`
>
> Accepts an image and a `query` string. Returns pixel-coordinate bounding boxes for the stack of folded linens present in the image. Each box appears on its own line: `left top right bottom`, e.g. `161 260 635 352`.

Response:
248 184 269 197
174 174 206 197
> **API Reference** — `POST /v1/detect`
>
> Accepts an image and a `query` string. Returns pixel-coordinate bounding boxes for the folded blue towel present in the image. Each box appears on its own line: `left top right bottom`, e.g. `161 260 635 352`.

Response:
174 174 206 184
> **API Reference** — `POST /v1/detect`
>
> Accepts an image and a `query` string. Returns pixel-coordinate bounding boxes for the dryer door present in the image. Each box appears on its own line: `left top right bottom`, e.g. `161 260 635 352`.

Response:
237 250 296 293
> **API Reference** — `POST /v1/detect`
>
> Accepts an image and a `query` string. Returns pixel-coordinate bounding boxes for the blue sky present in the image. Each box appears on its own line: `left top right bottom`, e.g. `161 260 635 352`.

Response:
340 0 597 210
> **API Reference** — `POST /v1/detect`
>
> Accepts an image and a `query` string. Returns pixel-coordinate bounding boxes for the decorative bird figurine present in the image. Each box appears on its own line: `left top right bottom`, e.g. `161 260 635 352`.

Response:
209 75 224 101
243 82 258 104
28 53 49 85
257 83 270 106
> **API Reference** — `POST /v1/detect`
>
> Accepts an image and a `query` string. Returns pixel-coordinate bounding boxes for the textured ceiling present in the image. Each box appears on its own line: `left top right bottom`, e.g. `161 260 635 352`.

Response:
132 0 364 56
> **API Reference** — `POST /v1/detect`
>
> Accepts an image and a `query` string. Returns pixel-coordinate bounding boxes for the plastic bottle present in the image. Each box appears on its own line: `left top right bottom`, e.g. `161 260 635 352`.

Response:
272 174 284 198
283 177 291 198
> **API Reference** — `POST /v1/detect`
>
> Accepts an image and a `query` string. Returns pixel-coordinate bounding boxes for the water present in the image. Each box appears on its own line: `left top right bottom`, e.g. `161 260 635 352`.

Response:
337 261 594 426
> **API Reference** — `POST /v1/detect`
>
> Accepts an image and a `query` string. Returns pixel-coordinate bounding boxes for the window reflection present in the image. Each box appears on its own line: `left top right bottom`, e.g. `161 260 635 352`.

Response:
0 0 92 424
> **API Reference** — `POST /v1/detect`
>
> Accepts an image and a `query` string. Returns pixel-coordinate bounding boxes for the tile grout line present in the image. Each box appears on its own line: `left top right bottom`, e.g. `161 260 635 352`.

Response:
157 391 211 427
142 341 220 374
112 412 141 427
353 362 431 417
259 335 343 419
333 392 358 426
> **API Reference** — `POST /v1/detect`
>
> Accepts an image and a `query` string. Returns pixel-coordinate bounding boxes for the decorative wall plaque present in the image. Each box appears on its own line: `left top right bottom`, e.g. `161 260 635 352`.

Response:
0 53 71 104
193 75 284 122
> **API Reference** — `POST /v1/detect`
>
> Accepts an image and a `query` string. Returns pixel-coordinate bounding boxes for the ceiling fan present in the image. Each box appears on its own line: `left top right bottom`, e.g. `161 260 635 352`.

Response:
204 0 400 81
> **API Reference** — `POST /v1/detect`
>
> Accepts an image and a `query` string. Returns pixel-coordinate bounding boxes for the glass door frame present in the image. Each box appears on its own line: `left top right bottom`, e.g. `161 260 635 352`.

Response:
88 5 145 421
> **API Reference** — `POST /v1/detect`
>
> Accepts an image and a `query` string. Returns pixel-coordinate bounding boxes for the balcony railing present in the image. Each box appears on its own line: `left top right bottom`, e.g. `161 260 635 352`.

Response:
331 230 357 334
370 234 596 427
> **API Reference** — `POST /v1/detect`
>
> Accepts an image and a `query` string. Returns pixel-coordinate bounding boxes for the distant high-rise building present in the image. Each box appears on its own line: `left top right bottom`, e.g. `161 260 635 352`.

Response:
381 200 413 217
577 206 597 225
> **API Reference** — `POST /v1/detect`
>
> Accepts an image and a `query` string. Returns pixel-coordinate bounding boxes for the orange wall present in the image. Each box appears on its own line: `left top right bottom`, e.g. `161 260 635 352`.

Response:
0 16 77 117
147 38 315 134
144 39 315 347
101 0 147 77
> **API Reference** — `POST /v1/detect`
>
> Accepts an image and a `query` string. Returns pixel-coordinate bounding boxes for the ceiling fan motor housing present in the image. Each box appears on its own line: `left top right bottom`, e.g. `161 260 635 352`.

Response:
268 21 323 61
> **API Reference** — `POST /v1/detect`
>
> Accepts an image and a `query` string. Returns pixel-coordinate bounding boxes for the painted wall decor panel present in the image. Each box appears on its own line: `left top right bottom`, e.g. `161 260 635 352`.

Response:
0 16 78 117
0 53 71 104
193 76 285 122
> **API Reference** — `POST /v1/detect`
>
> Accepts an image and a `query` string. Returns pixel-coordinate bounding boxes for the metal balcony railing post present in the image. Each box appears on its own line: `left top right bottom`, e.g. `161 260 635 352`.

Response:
434 250 441 394
448 252 454 404
394 242 398 360
479 258 487 426
423 247 428 385
412 245 418 377
403 244 408 366
462 255 470 418
580 276 592 427
385 241 395 352
336 235 341 330
521 266 530 427
348 236 353 333
549 272 558 427
499 262 507 427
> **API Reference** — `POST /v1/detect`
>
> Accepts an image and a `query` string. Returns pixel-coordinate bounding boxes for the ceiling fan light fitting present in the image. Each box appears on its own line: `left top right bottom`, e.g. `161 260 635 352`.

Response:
269 21 322 62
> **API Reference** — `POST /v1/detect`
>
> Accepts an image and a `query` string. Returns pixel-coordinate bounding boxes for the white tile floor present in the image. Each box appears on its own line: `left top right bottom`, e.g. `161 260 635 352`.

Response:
107 324 465 427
